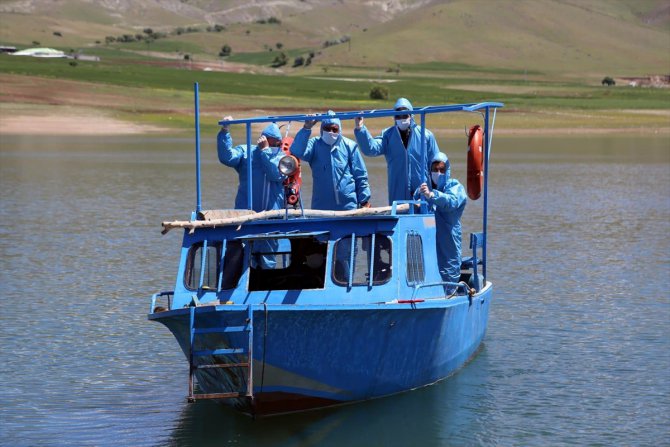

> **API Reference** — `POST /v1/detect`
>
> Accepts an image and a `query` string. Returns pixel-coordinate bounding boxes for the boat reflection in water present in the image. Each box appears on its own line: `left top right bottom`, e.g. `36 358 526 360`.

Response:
149 86 503 417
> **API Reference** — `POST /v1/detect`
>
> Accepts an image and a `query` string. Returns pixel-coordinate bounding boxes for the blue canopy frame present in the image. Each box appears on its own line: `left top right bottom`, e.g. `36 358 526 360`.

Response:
191 82 503 279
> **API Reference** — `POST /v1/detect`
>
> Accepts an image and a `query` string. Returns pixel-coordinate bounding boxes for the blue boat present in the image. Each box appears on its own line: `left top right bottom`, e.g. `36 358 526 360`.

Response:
149 84 503 416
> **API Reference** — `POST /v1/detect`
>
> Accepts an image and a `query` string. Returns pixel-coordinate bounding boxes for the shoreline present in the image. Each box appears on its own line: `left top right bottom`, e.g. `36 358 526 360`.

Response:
1 116 668 137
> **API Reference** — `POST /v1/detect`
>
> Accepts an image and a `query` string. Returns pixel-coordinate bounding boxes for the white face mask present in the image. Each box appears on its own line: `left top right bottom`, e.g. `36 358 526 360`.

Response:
431 172 445 186
321 131 339 146
396 117 411 131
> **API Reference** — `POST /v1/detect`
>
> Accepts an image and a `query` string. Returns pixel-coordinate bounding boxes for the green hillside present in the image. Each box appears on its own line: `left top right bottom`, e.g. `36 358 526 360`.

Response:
1 0 668 135
1 0 668 75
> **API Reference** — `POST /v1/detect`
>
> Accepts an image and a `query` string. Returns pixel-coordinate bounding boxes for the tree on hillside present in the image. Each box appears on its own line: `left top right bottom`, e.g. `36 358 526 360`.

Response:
602 76 616 86
369 85 389 100
219 44 232 57
271 52 288 68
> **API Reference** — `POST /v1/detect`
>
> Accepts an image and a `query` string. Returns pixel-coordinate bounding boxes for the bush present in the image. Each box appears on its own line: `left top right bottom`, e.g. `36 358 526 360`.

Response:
601 76 616 86
369 85 389 100
271 52 288 68
293 56 304 67
219 44 231 57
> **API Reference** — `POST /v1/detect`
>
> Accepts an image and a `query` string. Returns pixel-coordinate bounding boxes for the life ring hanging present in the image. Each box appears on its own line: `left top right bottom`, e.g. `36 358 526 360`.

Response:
467 125 484 200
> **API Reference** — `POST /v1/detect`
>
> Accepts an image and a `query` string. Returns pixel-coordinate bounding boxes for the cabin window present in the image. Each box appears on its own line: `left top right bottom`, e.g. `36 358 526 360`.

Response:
248 237 327 291
406 232 425 285
184 241 221 291
184 240 245 291
332 234 392 286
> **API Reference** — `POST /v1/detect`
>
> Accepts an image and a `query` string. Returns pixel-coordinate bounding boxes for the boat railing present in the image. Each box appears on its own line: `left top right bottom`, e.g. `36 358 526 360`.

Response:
151 291 174 313
190 83 502 286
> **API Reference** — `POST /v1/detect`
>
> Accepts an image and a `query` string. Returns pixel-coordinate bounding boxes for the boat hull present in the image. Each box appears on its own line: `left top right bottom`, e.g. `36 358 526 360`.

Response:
151 285 492 416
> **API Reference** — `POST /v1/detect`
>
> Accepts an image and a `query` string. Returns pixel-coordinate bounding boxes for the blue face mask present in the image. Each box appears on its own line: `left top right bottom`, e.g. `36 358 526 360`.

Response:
431 172 445 187
321 131 339 146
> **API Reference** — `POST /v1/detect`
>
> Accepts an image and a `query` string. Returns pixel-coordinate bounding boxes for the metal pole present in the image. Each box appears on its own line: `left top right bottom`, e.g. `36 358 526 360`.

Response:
246 122 253 210
420 113 427 185
482 108 490 280
420 113 427 213
194 82 202 213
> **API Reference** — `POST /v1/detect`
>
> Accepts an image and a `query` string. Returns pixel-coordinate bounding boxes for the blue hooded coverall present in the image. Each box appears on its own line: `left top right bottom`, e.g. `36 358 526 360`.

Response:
354 98 444 205
291 111 371 211
424 152 467 288
216 123 286 212
217 123 286 270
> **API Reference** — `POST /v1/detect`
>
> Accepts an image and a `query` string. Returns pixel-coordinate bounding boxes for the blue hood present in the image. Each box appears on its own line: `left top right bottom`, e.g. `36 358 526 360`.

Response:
394 97 413 111
321 110 342 130
262 123 281 140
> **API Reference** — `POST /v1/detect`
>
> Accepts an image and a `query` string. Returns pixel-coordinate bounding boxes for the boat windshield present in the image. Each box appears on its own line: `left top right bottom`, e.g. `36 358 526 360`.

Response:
248 236 328 291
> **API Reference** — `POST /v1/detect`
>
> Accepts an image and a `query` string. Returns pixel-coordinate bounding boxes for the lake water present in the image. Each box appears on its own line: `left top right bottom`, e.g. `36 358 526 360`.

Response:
0 133 668 446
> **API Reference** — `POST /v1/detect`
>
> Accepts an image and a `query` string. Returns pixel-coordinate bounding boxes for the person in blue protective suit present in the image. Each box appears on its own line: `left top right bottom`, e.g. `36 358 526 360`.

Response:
354 97 443 205
217 118 286 270
419 152 467 293
290 111 371 211
217 117 286 212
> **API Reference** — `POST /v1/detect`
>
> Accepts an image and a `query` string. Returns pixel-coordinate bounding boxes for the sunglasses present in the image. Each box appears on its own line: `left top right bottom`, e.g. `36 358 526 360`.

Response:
323 125 340 132
394 114 410 120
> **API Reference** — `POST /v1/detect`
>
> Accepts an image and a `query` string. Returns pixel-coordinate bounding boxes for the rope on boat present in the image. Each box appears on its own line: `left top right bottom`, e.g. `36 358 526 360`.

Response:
161 204 412 234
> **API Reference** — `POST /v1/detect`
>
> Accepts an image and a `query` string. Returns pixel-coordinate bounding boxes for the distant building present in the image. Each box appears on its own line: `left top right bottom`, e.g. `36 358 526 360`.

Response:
11 48 66 58
73 54 101 62
0 46 17 53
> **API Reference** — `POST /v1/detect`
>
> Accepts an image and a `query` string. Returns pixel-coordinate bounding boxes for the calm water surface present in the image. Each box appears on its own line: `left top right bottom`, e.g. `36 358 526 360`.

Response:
0 133 668 446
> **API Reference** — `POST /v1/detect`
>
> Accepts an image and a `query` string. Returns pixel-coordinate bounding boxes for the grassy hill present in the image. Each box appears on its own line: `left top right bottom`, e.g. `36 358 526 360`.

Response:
1 0 668 75
0 0 668 135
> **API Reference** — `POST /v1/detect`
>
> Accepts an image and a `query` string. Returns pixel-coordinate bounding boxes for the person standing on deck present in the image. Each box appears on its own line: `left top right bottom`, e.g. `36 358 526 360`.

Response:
419 152 467 293
290 111 371 211
217 118 286 270
354 97 443 205
217 117 286 212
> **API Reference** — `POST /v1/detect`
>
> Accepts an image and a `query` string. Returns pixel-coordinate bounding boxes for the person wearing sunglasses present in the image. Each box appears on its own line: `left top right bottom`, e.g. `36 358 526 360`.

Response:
290 110 371 211
354 97 443 205
419 152 467 293
217 118 288 270
217 117 287 212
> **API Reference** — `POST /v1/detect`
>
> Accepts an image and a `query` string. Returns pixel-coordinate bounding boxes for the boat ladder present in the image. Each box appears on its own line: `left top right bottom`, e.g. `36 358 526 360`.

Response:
187 305 254 402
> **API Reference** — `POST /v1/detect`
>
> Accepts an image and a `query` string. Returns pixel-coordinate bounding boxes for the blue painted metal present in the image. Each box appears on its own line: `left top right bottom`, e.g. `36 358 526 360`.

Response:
235 230 330 240
218 102 503 126
482 108 490 280
246 122 252 211
150 99 503 416
198 239 207 290
420 112 427 186
194 82 201 213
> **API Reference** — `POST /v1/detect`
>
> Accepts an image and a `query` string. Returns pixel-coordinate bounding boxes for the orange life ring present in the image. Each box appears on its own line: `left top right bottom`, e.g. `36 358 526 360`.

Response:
280 136 302 206
467 125 484 200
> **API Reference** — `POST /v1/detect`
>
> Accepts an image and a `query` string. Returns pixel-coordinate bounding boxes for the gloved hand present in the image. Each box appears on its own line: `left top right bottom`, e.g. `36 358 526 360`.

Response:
221 115 233 131
303 114 317 130
419 183 434 200
257 135 269 149
354 116 364 129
